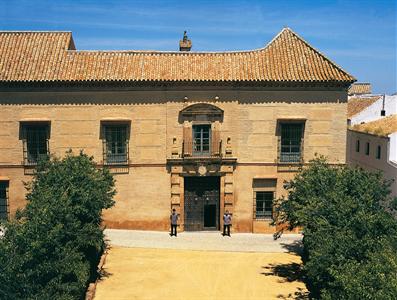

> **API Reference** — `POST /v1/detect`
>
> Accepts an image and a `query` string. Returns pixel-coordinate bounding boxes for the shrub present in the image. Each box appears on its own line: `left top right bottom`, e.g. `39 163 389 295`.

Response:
0 151 115 300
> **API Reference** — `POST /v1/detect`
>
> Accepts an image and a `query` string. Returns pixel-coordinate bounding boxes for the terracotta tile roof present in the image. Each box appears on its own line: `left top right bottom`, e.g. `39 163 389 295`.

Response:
0 28 356 83
351 115 397 136
347 95 381 118
348 83 372 95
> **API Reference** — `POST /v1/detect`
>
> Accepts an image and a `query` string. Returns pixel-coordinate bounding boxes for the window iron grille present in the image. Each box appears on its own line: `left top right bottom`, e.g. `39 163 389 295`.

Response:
22 124 50 166
254 191 274 219
279 123 304 163
0 181 9 220
102 125 129 165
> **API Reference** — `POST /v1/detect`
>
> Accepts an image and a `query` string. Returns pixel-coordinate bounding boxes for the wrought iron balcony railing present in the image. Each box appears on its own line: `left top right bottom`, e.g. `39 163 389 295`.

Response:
182 140 222 159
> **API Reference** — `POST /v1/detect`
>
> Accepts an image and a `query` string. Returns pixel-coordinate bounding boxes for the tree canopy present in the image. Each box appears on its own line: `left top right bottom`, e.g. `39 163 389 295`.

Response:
274 157 397 299
0 151 115 300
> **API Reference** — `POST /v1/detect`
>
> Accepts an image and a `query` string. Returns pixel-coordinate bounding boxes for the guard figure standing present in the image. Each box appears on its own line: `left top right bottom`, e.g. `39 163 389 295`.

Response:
223 210 232 237
170 208 179 237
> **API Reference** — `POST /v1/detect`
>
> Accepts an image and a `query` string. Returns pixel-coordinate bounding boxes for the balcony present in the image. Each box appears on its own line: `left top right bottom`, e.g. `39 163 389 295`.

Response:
168 136 236 167
181 140 222 159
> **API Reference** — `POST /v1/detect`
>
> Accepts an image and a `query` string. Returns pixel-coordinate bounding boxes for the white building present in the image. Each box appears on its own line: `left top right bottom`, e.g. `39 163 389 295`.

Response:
350 94 397 125
347 91 397 197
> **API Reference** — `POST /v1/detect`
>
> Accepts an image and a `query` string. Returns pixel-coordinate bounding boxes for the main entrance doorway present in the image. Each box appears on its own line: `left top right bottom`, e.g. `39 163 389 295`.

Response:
184 176 220 231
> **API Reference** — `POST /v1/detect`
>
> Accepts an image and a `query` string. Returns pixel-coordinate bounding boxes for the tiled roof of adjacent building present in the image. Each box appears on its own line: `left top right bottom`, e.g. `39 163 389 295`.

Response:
347 95 381 119
0 28 356 84
351 115 397 136
348 83 372 95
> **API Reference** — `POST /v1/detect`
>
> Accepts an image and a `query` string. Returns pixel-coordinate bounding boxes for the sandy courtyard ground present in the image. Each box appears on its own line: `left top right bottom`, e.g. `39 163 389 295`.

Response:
94 246 307 300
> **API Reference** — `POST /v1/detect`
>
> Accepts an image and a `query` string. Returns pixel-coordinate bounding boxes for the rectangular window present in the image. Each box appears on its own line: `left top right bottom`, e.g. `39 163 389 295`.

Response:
22 123 50 165
192 124 211 156
0 181 9 220
356 140 360 152
280 123 304 163
255 191 274 219
376 145 381 159
103 124 129 165
365 142 370 155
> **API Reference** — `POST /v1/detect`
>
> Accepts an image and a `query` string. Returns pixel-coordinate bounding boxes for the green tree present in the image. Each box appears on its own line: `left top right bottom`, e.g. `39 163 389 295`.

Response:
273 157 397 299
0 151 115 300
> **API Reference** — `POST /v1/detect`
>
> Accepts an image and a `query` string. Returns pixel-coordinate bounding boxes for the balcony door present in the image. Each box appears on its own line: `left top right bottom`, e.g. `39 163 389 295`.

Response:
193 124 211 156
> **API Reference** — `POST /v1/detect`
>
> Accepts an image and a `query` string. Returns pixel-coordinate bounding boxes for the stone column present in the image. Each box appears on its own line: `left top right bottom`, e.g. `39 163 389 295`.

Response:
170 165 183 230
221 164 234 231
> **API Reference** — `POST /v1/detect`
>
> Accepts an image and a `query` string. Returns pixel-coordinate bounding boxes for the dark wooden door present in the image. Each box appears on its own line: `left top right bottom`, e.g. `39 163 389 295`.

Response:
184 176 220 231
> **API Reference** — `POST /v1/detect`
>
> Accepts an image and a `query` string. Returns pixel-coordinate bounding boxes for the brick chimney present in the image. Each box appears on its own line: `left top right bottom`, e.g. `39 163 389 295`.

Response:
179 31 192 51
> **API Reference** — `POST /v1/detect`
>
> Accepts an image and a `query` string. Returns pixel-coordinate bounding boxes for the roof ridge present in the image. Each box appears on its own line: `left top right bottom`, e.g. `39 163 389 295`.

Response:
68 49 265 54
281 28 356 81
259 27 291 51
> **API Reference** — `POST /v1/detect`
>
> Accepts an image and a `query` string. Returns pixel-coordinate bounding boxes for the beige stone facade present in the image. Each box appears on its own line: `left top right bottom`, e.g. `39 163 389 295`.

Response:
0 88 348 233
0 28 355 233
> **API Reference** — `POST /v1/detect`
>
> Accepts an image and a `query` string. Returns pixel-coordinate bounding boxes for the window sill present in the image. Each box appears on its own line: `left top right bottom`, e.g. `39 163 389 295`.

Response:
104 162 129 166
23 162 38 166
103 164 129 174
254 217 273 221
277 163 303 173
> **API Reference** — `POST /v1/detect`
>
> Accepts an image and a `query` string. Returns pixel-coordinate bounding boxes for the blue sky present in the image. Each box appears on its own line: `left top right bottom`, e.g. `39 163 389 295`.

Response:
1 0 396 93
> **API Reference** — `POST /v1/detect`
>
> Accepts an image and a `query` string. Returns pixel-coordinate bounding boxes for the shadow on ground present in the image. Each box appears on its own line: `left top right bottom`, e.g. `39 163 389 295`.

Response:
261 263 309 299
261 262 303 283
280 240 304 256
261 240 309 299
98 267 112 280
276 288 309 300
98 243 113 281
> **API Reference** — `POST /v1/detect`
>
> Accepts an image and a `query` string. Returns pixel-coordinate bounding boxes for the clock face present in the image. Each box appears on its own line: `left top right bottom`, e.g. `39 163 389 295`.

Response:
198 165 207 176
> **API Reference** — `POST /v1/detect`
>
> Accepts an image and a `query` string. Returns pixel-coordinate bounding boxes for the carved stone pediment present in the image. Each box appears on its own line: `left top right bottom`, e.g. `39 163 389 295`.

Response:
180 103 223 122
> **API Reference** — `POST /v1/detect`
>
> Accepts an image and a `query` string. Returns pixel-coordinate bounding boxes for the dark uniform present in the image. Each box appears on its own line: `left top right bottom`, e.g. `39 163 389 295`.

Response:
170 210 178 236
223 211 232 236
